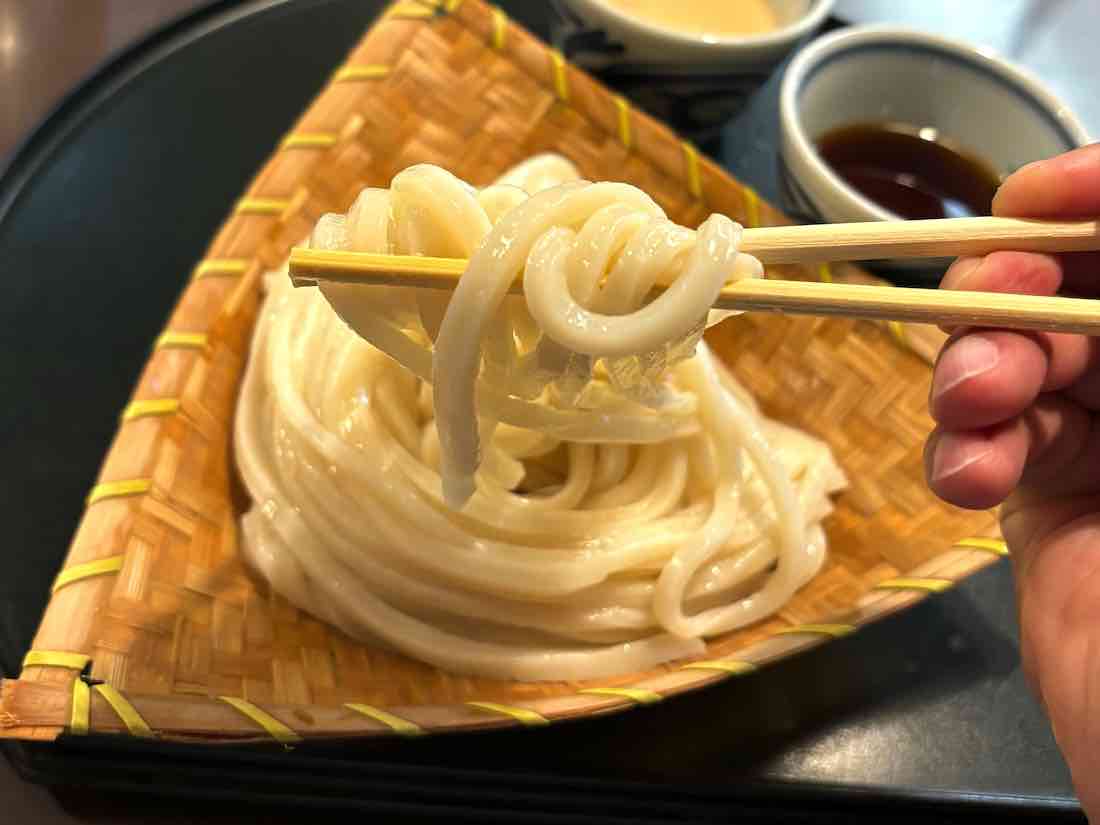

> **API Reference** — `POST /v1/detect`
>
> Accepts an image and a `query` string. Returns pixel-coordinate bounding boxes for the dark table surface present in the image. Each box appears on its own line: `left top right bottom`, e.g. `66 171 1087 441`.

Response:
0 0 1088 821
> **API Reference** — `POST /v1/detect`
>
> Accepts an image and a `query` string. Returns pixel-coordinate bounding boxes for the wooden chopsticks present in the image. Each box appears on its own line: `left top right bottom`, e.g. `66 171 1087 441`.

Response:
288 216 1100 335
728 216 1100 264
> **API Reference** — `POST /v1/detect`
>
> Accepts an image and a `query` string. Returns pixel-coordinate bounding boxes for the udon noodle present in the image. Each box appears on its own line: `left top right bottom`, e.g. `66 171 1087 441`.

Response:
234 154 846 681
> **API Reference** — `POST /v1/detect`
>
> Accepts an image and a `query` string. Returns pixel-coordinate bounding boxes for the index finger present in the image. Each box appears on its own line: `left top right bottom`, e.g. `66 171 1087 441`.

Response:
994 143 1100 218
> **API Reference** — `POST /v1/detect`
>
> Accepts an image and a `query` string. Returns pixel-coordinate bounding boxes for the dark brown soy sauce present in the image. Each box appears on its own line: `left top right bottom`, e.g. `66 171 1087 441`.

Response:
815 122 1001 220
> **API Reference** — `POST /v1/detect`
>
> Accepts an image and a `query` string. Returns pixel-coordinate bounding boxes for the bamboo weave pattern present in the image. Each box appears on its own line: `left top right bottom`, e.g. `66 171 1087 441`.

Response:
0 0 1002 744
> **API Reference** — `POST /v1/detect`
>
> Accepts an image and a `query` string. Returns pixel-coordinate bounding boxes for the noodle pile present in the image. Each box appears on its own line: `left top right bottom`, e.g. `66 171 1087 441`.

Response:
234 155 846 681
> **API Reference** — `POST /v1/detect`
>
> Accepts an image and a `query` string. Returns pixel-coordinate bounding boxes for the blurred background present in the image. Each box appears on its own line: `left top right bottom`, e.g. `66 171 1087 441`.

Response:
1 0 1096 166
0 0 200 161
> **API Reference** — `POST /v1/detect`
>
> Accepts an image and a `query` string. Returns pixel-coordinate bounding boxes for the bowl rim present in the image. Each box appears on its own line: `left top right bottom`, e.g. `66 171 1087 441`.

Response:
779 24 1093 222
563 0 836 50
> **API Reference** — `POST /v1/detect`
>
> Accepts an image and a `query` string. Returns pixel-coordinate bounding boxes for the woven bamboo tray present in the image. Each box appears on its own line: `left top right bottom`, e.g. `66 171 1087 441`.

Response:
0 0 1002 746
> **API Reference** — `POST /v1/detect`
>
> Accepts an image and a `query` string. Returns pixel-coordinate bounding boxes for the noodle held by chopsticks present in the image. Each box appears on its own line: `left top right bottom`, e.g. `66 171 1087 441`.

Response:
234 155 846 681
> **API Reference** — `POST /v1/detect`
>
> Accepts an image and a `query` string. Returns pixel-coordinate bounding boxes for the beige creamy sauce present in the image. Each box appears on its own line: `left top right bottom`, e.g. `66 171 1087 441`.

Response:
603 0 780 37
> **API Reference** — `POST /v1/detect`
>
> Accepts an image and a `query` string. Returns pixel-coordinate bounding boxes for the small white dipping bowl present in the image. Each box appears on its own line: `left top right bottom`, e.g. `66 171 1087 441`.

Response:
779 25 1090 277
559 0 835 73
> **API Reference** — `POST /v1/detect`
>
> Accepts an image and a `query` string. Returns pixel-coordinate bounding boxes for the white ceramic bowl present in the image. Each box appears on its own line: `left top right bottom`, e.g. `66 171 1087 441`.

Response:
779 24 1090 275
559 0 835 73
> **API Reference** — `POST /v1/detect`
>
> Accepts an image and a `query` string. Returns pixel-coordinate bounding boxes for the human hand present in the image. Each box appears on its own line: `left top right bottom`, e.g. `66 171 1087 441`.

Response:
925 143 1100 817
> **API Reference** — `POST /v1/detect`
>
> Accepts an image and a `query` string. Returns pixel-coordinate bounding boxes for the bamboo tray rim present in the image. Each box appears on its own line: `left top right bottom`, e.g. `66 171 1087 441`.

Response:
3 537 1004 744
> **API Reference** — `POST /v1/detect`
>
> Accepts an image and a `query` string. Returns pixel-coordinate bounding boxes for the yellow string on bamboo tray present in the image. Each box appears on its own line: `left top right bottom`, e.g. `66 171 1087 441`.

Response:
681 141 702 200
192 258 249 280
874 577 953 594
490 7 507 49
817 263 833 283
955 536 1009 556
218 696 301 744
387 1 434 19
121 399 180 422
549 49 569 102
774 623 855 638
52 555 125 593
281 133 338 150
333 64 391 82
578 687 662 705
155 331 208 350
466 701 548 726
742 186 760 229
612 95 632 149
235 198 291 216
94 684 155 738
22 650 91 670
887 320 909 348
86 478 151 506
70 678 91 735
344 703 424 737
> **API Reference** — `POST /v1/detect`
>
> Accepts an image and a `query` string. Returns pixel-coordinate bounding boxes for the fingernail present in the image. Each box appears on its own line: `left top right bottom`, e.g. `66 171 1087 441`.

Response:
931 435 993 483
932 334 1000 400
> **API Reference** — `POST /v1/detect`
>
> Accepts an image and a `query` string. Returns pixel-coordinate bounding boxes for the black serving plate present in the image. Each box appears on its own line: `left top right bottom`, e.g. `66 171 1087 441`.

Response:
0 1 1081 821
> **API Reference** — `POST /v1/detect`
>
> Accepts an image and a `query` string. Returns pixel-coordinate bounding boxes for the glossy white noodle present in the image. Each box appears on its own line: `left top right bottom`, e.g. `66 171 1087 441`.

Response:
234 155 847 681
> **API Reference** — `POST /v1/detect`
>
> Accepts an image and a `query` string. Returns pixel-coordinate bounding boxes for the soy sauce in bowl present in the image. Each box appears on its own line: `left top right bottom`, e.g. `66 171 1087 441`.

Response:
815 122 1001 220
